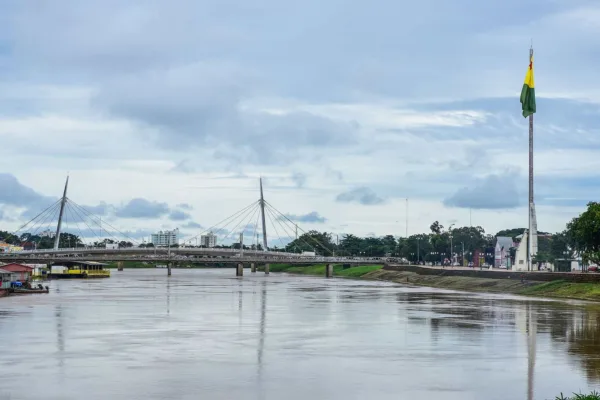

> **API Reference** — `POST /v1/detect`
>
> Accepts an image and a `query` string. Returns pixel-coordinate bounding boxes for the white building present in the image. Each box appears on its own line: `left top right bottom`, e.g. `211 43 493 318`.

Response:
151 229 179 246
40 229 55 238
200 232 217 248
495 236 514 268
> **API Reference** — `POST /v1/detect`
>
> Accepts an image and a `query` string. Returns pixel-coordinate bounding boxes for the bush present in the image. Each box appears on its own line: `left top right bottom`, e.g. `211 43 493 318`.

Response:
556 391 600 400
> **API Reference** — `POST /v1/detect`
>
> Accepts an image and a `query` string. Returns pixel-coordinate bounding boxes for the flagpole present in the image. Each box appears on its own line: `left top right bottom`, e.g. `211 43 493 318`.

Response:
528 47 534 271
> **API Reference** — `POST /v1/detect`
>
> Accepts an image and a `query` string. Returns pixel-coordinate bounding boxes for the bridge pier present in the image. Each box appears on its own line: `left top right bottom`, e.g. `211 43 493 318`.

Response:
168 262 172 276
264 263 270 275
251 263 256 273
236 263 244 277
325 264 333 278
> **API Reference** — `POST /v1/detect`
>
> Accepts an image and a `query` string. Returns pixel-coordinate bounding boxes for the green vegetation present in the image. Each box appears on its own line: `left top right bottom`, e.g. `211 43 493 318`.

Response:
556 391 600 400
520 280 600 301
363 269 600 302
568 202 600 266
266 264 382 278
336 265 383 277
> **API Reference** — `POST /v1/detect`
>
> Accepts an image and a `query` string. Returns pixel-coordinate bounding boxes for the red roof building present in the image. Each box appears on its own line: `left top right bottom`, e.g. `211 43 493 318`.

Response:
0 264 33 281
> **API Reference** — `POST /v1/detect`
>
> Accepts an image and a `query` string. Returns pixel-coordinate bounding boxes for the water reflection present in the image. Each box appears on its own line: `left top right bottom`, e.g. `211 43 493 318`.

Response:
526 304 537 400
1 270 600 399
565 307 600 383
55 305 65 370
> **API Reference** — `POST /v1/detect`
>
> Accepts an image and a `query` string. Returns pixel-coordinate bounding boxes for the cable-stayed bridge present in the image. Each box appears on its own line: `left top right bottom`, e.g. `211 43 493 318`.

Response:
0 177 387 275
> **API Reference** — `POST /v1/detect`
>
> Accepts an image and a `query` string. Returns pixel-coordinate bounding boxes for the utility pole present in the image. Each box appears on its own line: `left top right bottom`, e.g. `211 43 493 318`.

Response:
259 178 268 251
54 176 69 250
450 235 453 266
405 198 408 237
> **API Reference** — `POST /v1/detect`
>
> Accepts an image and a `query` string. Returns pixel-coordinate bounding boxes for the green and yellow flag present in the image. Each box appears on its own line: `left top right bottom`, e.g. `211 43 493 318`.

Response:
520 54 536 118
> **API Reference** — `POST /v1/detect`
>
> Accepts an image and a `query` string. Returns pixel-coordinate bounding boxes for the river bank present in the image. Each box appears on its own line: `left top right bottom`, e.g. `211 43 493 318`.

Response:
267 264 600 302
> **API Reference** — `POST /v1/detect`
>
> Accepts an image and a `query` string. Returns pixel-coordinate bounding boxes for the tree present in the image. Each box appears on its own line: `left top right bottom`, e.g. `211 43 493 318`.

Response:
495 228 526 241
567 202 600 265
550 231 572 261
338 234 363 256
430 221 444 235
381 235 398 256
0 230 20 245
285 230 334 255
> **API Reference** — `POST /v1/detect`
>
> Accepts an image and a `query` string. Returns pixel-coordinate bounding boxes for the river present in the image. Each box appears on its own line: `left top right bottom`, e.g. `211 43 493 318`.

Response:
1 269 599 400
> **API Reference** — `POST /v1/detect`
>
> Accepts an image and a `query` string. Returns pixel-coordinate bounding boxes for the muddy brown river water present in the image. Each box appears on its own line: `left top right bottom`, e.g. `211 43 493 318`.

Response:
1 269 599 400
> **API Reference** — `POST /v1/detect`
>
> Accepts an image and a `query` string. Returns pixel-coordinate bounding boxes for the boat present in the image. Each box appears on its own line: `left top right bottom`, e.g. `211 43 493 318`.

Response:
48 261 111 279
12 285 50 295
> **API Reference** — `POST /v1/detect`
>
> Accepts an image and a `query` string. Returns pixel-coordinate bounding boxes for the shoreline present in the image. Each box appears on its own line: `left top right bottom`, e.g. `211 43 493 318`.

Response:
265 264 600 302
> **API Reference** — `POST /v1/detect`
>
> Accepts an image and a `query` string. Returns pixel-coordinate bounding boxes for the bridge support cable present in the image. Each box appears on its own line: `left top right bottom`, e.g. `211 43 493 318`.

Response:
264 201 335 256
65 200 107 245
264 206 313 254
182 200 259 246
223 205 259 250
67 199 141 245
206 202 259 245
17 201 62 243
64 203 93 247
264 205 325 254
67 199 123 244
11 198 62 237
265 201 334 254
217 202 261 246
66 199 124 245
263 206 291 251
251 207 261 250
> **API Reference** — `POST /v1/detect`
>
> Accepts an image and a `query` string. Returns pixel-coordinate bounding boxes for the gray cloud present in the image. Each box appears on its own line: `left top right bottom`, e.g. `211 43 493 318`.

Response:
182 221 203 229
336 187 385 206
0 173 56 212
79 202 111 216
443 171 521 209
92 63 356 164
290 172 307 188
115 198 170 219
177 203 193 210
281 211 327 224
168 210 192 221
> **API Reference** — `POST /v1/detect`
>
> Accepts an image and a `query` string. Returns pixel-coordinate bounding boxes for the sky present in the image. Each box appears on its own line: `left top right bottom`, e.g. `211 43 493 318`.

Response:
1 0 599 245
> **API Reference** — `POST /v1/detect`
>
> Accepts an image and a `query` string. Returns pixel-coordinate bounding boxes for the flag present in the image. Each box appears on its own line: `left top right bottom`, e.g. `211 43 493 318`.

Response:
520 54 536 118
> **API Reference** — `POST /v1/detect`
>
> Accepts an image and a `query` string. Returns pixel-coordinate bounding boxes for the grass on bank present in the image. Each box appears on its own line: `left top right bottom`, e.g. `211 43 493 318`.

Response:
520 280 600 301
106 261 152 268
267 264 383 278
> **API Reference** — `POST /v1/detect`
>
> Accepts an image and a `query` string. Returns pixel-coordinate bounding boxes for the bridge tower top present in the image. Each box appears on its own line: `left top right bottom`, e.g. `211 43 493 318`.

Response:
53 176 69 250
259 177 268 251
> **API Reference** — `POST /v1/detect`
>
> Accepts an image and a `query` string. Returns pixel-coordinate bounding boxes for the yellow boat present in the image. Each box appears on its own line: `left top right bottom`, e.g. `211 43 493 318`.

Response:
49 261 111 279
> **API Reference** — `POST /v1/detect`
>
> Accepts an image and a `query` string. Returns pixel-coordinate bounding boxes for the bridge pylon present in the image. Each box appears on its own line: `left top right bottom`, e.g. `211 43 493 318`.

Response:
53 176 69 250
259 177 268 251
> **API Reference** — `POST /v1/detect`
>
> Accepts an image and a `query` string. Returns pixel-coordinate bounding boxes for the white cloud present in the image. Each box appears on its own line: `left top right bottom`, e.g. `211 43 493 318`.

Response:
0 0 598 241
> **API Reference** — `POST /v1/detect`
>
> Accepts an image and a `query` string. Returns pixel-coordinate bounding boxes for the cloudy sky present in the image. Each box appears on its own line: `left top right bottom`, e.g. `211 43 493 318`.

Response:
1 0 599 244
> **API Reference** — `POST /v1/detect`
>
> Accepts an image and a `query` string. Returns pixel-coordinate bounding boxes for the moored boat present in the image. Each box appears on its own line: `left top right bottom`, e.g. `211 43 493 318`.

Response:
48 261 111 279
